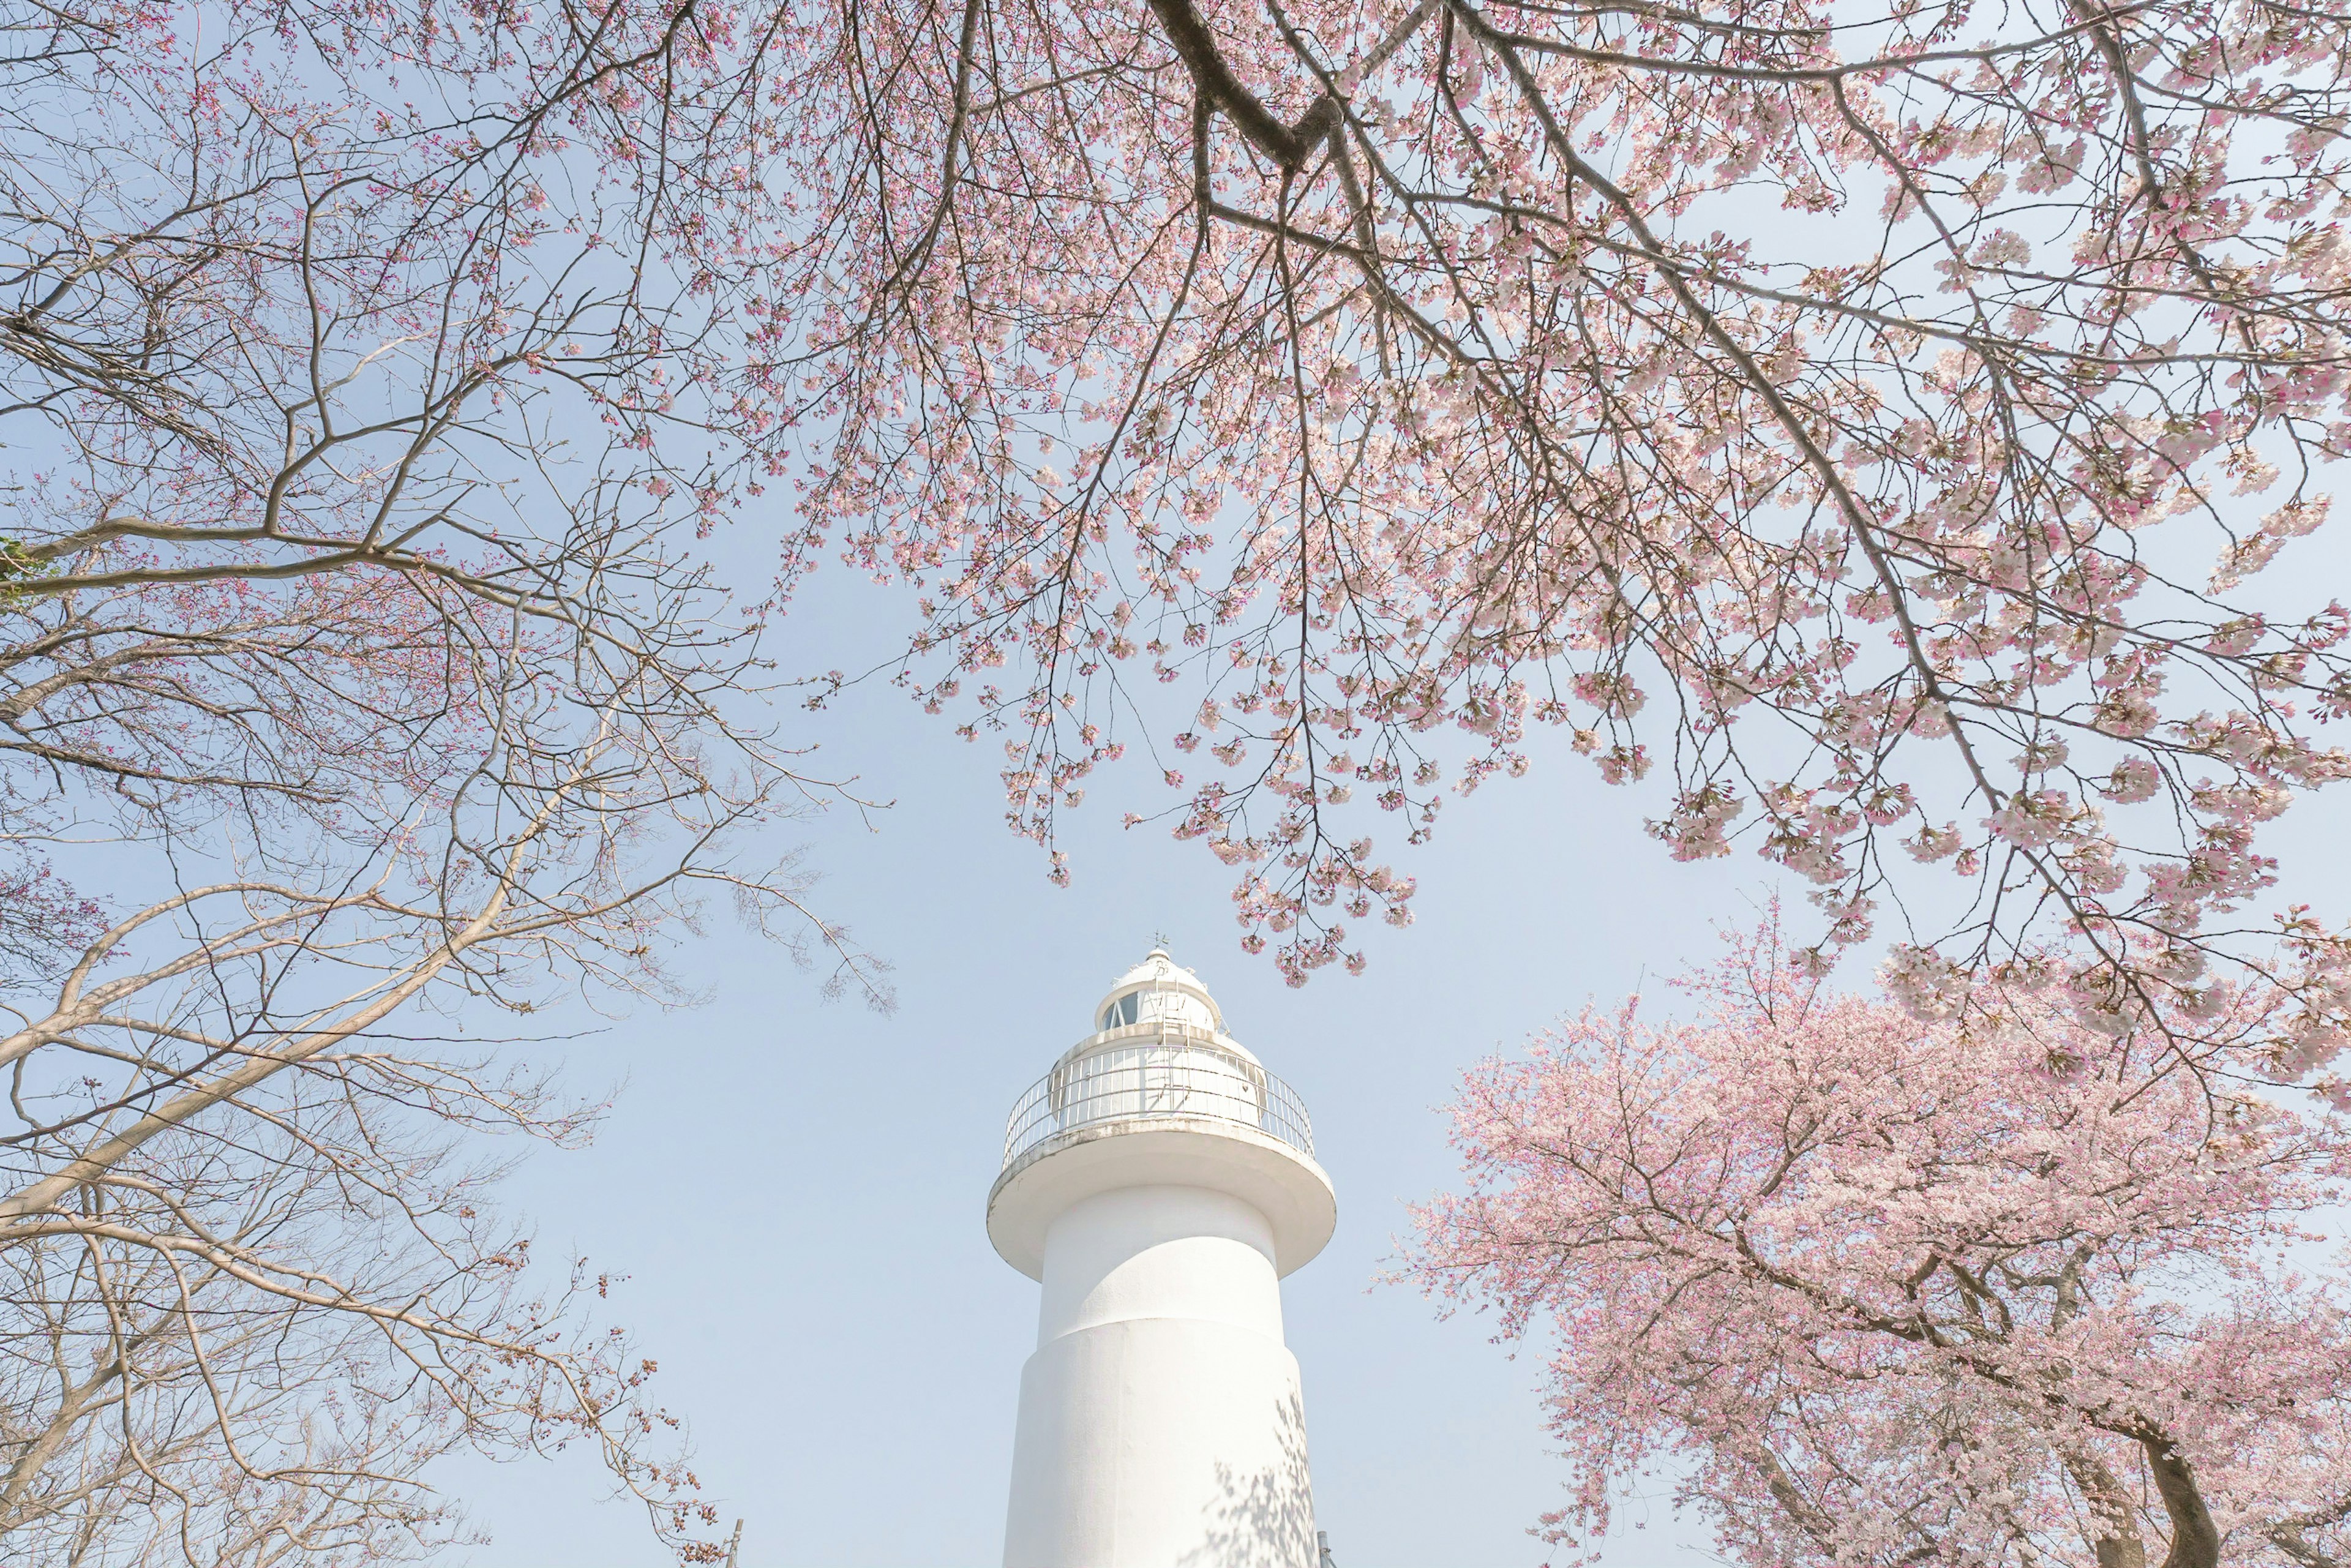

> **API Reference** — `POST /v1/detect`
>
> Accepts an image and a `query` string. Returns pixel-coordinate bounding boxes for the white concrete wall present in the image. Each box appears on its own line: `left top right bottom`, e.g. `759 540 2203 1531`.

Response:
1002 1185 1318 1568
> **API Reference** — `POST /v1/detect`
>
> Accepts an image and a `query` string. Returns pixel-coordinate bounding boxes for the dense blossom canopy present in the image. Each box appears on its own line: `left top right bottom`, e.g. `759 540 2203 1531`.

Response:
1408 925 2351 1568
728 0 2351 1081
38 0 2345 1062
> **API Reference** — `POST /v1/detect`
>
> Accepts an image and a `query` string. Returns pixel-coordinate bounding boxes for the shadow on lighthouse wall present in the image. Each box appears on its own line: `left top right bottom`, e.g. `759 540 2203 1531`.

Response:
1183 1391 1318 1568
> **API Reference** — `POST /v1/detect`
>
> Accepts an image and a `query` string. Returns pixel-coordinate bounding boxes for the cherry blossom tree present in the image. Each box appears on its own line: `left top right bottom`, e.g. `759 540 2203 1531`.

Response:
1406 921 2351 1568
736 0 2351 1080
2 0 884 1559
13 0 2351 1547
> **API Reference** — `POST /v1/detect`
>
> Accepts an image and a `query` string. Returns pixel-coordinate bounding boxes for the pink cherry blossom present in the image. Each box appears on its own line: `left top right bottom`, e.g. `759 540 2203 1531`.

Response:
733 0 2351 1057
1406 918 2351 1568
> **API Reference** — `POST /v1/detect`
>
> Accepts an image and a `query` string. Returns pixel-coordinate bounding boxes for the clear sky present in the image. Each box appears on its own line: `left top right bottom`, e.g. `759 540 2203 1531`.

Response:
414 561 1768 1568
429 550 2351 1568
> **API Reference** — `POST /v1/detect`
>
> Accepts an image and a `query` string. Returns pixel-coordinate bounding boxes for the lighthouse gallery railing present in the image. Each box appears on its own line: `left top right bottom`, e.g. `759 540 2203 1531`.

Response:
999 1021 1316 1173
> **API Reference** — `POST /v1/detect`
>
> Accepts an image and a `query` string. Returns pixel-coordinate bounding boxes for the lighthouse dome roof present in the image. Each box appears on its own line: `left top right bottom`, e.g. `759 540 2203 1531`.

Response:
1091 947 1221 1034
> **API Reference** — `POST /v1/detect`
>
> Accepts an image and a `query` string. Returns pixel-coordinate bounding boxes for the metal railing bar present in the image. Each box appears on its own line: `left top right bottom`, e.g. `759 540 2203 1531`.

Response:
998 1029 1316 1171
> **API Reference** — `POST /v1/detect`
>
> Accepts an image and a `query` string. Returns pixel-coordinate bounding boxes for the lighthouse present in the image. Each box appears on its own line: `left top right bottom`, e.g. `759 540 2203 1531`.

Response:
988 949 1337 1568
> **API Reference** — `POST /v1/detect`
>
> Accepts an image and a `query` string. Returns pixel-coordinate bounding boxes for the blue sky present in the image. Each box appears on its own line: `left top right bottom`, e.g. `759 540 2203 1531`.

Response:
424 565 1780 1568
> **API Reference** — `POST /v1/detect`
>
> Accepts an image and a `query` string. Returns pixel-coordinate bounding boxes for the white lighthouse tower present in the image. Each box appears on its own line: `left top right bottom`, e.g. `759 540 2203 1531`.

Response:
988 949 1337 1568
